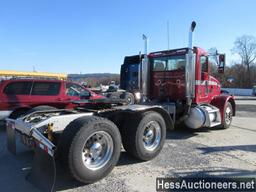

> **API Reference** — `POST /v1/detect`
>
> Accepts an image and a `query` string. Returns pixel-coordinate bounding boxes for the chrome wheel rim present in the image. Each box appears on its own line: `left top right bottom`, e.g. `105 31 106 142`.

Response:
126 96 132 104
82 131 113 171
225 105 232 125
142 121 161 151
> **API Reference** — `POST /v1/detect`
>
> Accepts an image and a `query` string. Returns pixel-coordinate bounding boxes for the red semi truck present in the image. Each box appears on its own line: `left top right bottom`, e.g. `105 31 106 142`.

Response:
5 21 235 190
136 21 235 130
140 47 235 129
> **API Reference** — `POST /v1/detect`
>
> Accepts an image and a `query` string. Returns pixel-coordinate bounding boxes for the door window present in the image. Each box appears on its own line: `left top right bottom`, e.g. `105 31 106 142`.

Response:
4 82 32 95
200 56 209 95
31 82 61 96
66 83 90 97
200 56 208 73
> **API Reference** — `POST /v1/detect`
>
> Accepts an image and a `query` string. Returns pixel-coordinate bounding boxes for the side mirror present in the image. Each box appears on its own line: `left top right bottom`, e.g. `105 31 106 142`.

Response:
218 54 225 73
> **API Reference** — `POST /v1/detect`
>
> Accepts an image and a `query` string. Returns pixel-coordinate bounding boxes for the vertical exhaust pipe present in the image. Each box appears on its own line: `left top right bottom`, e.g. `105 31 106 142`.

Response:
141 34 149 101
185 21 196 113
138 51 142 91
143 34 148 56
188 21 196 50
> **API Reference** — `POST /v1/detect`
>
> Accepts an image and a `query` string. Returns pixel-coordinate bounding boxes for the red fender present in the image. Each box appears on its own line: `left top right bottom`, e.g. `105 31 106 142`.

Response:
210 95 236 123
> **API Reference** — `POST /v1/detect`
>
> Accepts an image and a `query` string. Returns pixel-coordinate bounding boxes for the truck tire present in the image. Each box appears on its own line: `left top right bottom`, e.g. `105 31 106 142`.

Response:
124 92 135 105
58 116 121 184
121 111 166 161
23 105 57 116
219 102 233 129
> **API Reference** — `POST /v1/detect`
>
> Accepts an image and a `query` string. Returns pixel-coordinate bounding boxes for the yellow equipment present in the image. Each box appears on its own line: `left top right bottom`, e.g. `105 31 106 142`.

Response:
0 70 67 80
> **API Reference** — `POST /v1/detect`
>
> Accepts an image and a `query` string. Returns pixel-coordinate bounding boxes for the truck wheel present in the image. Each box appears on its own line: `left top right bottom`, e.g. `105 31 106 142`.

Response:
58 116 121 183
123 92 135 105
121 111 166 161
219 102 233 129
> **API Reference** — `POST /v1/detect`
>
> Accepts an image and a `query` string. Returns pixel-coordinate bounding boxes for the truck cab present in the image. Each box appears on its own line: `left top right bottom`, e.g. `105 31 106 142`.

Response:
146 46 235 129
149 47 222 104
120 55 143 92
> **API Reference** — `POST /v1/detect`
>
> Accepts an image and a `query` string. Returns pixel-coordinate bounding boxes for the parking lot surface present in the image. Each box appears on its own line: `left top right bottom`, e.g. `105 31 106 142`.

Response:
0 99 255 192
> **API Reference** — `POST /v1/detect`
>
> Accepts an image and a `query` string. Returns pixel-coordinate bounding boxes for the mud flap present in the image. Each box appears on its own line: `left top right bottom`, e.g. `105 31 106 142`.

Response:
26 147 56 192
6 122 16 155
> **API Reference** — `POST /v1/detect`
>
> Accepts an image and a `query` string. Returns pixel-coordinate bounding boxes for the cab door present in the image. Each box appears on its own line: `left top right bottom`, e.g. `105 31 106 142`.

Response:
199 55 210 101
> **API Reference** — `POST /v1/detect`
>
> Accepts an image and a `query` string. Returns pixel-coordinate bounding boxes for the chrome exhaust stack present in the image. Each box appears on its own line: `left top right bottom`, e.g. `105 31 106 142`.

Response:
141 34 149 101
185 21 196 113
138 51 142 91
188 21 196 50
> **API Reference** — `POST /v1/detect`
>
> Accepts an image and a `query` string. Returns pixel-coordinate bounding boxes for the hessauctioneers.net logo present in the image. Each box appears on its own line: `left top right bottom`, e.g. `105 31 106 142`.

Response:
156 177 256 191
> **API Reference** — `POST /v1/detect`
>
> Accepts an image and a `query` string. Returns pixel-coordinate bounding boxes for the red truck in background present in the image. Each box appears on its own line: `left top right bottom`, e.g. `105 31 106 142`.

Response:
0 79 105 120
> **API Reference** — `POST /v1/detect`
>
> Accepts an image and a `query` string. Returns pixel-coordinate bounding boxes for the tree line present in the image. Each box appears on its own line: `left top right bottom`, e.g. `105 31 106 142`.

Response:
213 35 256 88
68 73 120 87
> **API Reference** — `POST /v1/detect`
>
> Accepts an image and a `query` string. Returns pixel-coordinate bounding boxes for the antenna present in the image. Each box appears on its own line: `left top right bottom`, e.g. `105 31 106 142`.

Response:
167 20 170 49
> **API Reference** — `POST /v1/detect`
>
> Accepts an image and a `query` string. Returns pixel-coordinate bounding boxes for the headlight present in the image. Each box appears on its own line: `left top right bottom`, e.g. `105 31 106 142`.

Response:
134 92 141 100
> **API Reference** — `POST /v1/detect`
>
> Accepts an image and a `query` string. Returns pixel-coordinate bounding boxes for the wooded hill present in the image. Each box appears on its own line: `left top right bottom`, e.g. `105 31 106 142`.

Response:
68 73 120 87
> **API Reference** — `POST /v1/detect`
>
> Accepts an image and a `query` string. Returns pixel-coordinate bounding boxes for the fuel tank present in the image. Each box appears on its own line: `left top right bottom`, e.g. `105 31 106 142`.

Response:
184 106 205 129
184 104 221 129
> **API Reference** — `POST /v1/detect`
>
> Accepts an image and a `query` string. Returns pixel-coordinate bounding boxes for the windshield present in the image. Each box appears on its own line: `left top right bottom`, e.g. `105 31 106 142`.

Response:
66 82 90 97
152 55 186 71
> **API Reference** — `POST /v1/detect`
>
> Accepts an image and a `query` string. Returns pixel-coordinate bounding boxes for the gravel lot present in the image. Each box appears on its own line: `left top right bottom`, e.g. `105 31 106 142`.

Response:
0 99 255 192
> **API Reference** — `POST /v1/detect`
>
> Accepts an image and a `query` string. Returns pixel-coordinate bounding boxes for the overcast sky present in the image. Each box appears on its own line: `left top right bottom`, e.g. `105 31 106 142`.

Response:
0 0 255 74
